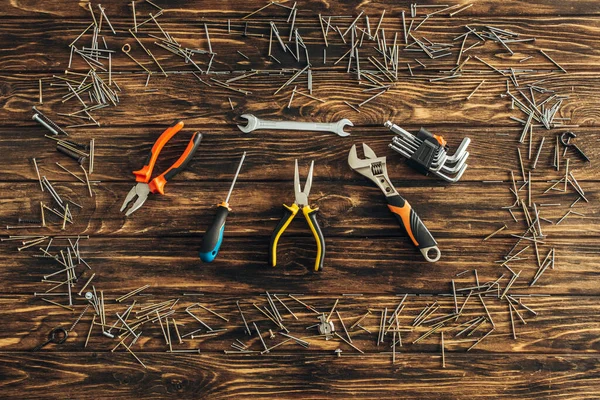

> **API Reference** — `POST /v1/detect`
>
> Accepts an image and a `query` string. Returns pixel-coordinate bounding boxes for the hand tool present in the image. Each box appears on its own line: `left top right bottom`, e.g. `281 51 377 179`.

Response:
317 314 335 339
237 114 353 137
348 143 441 262
270 160 325 271
199 152 246 262
120 121 202 216
560 131 590 164
386 121 470 183
32 326 68 351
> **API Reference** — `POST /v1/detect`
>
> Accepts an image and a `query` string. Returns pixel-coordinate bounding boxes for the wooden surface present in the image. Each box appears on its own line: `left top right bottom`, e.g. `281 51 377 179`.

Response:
1 1 599 399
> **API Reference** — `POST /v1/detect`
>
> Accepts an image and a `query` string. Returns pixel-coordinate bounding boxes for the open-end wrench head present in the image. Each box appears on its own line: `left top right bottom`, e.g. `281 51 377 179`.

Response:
237 114 258 133
334 119 354 137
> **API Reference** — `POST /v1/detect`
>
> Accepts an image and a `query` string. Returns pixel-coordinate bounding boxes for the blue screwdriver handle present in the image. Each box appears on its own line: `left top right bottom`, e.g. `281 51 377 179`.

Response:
199 203 230 262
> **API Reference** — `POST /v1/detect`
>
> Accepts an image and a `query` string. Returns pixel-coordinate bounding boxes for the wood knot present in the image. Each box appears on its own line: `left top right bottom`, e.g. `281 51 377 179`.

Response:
312 193 357 222
165 376 188 393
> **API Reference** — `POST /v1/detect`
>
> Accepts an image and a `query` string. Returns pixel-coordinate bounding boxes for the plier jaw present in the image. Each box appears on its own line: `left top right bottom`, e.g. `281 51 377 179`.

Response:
270 160 325 272
120 182 151 217
294 159 313 206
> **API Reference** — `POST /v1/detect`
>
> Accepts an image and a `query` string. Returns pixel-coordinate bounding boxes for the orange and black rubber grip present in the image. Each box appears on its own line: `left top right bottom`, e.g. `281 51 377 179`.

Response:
148 131 203 195
386 194 440 262
133 120 185 183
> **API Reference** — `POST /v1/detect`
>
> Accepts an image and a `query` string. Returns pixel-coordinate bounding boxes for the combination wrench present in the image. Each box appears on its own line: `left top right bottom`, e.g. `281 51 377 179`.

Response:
236 114 353 137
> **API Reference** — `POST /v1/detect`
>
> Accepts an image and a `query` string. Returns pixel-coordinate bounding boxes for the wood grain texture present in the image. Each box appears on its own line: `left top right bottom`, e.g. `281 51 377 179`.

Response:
1 17 599 72
1 180 598 242
2 0 600 18
4 294 600 353
1 353 600 400
3 71 600 128
0 126 597 183
4 236 600 295
1 0 599 397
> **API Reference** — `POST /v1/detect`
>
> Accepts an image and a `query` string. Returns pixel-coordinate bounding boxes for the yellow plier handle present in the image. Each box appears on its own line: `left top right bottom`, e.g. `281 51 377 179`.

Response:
302 205 325 271
269 203 325 272
270 203 299 268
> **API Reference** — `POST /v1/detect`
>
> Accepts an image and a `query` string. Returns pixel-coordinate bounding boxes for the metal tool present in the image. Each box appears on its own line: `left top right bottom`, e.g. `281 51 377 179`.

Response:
200 152 246 262
120 121 202 216
560 131 590 164
32 326 68 351
317 314 335 339
237 114 353 137
386 121 470 183
348 143 441 262
270 160 325 271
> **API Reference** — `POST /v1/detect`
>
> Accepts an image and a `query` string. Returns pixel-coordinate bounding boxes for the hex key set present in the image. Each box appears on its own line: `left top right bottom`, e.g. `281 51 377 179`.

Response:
386 121 471 183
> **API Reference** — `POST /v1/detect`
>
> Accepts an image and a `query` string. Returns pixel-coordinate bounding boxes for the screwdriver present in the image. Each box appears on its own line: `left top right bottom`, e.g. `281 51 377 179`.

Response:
199 152 246 262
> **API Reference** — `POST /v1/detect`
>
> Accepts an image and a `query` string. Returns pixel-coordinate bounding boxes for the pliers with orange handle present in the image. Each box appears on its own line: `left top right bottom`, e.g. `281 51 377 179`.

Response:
120 120 202 216
348 143 441 262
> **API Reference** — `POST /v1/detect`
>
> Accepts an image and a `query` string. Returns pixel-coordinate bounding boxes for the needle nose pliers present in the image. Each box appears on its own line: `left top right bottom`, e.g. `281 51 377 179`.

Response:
270 160 325 271
120 120 202 216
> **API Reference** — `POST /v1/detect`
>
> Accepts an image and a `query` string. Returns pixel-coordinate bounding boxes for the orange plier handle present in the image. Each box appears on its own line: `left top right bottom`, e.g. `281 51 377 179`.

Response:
132 120 203 195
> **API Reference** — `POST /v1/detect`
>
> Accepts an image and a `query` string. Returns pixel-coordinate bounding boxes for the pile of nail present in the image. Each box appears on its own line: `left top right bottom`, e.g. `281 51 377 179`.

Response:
36 0 574 126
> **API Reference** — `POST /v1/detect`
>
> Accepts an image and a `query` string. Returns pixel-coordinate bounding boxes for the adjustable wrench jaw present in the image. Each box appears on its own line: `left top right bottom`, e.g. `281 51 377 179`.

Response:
348 144 399 197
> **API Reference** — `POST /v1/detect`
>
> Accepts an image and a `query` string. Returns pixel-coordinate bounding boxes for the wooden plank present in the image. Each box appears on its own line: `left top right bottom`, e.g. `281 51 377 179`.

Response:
1 17 599 73
0 181 597 237
0 127 597 182
2 236 599 295
6 294 600 353
0 0 598 396
1 0 600 18
3 70 599 127
0 353 599 399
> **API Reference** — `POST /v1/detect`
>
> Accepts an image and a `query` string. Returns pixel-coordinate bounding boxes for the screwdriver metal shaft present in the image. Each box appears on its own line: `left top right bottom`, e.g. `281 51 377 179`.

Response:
225 151 246 204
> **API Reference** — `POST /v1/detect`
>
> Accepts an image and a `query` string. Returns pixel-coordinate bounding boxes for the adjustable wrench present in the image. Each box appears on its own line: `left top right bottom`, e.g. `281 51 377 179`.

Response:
348 143 441 262
237 114 353 137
